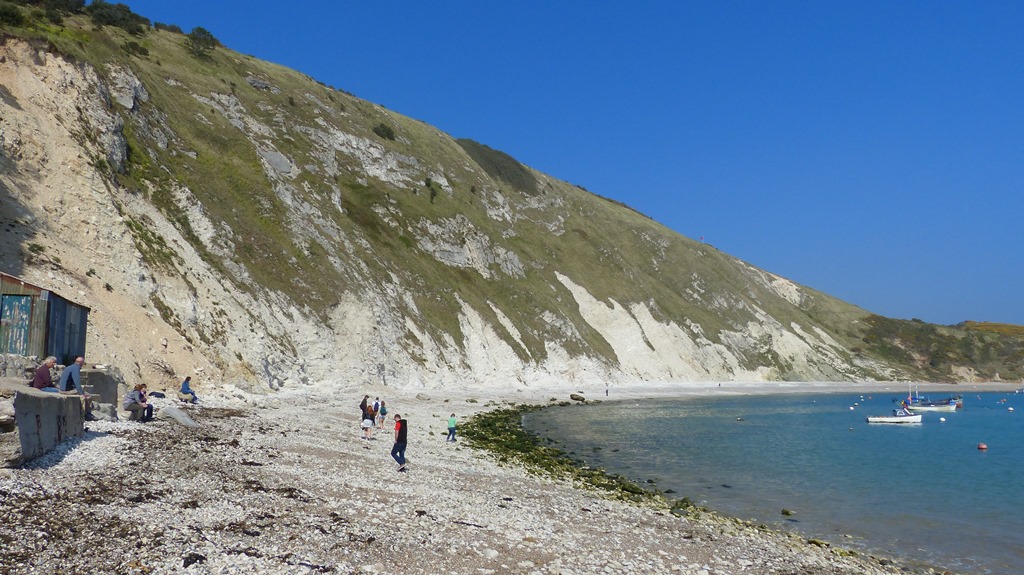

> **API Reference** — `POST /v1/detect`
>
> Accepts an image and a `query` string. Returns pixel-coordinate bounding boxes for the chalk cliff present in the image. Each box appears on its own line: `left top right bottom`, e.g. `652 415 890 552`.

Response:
1 14 1019 390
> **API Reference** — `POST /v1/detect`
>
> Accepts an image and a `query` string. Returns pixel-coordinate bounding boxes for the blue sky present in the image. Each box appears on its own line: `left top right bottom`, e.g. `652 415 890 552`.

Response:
121 1 1024 325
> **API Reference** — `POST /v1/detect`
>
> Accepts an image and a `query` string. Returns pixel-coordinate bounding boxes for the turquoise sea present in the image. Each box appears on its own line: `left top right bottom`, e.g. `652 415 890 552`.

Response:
524 391 1024 575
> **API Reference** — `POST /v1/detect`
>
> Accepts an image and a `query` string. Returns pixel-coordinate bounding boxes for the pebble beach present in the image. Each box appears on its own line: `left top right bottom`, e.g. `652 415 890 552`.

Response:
0 381 980 575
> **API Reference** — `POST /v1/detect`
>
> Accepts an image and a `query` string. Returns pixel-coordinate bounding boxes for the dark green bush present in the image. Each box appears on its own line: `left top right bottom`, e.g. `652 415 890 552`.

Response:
154 21 182 34
0 2 26 26
456 138 539 196
121 40 148 56
43 0 84 11
372 122 396 140
86 0 149 34
185 26 218 57
8 0 83 10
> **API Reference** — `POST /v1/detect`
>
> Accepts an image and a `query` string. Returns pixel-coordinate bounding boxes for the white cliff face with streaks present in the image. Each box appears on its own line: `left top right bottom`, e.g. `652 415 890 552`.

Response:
0 35 914 395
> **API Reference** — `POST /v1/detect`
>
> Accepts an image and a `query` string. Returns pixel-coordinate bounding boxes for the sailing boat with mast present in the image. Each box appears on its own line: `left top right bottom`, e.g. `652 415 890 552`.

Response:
903 383 958 412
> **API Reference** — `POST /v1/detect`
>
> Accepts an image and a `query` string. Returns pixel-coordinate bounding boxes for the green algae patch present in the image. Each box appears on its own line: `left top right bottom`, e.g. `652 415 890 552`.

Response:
461 404 695 512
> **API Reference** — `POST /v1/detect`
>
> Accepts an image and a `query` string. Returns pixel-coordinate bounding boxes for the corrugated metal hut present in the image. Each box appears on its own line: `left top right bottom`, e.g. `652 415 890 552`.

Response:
0 272 89 364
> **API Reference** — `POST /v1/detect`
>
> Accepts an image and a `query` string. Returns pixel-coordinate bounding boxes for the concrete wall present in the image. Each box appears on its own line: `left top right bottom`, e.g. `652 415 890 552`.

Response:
10 386 85 464
0 363 126 466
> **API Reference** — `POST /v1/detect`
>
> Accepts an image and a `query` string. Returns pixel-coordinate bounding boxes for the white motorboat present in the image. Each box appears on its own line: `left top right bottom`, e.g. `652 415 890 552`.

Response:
867 409 922 424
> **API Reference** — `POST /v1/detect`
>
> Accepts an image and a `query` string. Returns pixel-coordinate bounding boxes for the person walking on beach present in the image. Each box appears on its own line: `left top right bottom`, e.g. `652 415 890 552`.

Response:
392 413 408 472
361 405 375 440
376 400 388 429
359 394 369 420
446 413 457 443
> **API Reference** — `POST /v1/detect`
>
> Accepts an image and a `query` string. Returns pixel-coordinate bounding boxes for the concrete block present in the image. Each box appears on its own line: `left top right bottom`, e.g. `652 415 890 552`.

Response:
82 369 120 406
14 389 85 463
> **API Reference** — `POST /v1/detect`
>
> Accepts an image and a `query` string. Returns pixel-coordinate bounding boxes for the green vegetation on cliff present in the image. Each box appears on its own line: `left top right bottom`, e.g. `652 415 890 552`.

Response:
3 3 1022 382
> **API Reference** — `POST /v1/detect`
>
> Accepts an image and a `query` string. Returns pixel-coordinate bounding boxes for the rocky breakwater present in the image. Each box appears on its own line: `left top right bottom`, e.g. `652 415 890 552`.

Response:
0 387 929 575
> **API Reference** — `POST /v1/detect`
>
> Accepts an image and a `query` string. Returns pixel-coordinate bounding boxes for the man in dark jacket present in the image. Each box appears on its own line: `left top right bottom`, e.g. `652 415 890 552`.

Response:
31 356 58 391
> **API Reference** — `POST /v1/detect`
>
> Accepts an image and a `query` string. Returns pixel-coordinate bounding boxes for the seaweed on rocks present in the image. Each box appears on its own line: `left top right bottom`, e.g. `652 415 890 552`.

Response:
460 403 694 511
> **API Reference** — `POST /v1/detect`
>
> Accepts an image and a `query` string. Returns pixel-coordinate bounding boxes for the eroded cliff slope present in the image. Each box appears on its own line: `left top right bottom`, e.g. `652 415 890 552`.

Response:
2 15 1019 390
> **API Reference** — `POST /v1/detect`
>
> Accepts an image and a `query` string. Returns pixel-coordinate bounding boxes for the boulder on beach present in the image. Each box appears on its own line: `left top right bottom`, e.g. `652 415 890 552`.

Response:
0 399 15 430
156 405 200 428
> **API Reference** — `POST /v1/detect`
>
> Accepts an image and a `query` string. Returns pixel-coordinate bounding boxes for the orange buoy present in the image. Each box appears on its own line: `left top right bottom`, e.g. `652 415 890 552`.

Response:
978 443 988 450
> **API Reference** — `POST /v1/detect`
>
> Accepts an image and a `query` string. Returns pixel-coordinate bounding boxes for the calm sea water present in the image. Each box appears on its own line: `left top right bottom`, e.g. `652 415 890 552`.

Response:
524 391 1024 575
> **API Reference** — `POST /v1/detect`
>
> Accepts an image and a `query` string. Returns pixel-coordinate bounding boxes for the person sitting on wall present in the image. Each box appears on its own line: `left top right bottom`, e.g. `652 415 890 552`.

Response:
58 356 94 417
31 356 59 392
180 376 198 403
123 383 154 422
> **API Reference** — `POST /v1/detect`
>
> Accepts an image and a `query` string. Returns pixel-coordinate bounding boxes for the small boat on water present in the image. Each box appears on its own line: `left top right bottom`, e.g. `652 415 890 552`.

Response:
901 384 960 412
904 398 958 412
867 409 922 424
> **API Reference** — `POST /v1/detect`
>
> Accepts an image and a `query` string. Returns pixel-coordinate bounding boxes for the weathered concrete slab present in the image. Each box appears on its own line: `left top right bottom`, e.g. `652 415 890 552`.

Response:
82 368 120 405
11 387 85 464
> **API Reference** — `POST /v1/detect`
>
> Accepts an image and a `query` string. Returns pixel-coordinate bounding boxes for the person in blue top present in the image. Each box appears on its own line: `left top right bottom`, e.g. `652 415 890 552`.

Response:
180 376 198 403
59 356 93 417
59 356 84 393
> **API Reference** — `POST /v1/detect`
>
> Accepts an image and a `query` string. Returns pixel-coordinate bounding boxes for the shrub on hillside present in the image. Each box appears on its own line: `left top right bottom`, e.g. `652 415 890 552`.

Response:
185 26 218 57
0 2 25 26
154 21 183 34
121 40 148 57
86 0 149 34
456 138 539 196
41 7 61 24
8 0 83 10
372 122 396 141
